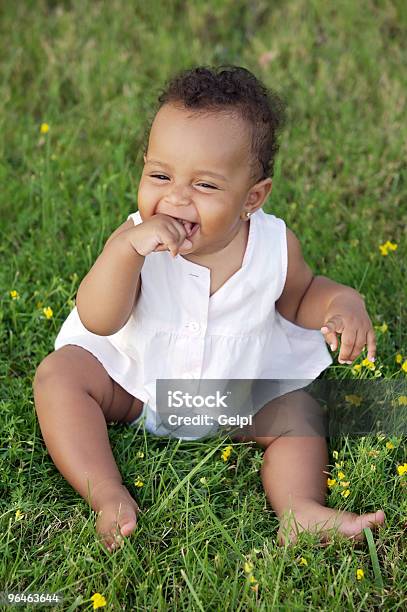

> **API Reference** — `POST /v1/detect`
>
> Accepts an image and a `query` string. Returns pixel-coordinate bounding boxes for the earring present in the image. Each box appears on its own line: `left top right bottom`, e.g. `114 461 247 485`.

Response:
246 212 251 218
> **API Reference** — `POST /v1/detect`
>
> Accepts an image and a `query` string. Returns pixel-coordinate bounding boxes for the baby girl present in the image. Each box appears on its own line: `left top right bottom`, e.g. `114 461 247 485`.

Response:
33 65 384 551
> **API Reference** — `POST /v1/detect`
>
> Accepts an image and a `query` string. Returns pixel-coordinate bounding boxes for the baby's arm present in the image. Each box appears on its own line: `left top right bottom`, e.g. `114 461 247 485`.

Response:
76 212 194 336
76 219 144 336
275 228 376 363
275 228 361 326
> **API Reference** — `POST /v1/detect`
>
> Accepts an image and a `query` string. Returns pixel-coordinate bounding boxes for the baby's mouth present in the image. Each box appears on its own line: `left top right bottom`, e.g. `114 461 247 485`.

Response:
175 217 200 237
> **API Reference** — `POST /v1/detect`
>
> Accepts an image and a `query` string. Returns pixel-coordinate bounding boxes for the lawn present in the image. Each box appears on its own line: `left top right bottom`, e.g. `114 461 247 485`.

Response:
0 0 406 609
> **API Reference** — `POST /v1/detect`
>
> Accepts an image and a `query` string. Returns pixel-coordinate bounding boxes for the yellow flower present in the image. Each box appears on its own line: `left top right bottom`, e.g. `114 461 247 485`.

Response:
332 450 339 460
341 489 350 498
90 593 106 609
402 361 407 373
337 471 345 480
356 568 364 580
327 478 336 488
345 394 363 406
376 322 388 333
379 240 397 256
395 354 403 364
10 290 19 299
397 396 407 406
15 509 25 520
134 478 144 487
243 559 258 590
386 442 394 450
43 306 53 319
361 358 375 370
335 461 344 468
40 123 50 134
136 451 144 458
340 481 350 487
352 364 362 375
244 561 254 574
221 445 233 462
397 463 407 476
299 557 308 566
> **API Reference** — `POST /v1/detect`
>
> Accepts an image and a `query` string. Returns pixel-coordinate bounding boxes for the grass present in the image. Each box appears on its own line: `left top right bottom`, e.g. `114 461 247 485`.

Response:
1 0 406 609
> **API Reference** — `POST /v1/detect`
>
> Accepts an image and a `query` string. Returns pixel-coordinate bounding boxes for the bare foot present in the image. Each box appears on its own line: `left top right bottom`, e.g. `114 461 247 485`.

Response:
92 483 140 552
277 500 385 545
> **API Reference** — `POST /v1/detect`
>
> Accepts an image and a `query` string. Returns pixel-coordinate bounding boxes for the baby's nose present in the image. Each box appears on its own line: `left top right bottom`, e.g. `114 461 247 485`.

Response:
165 184 193 204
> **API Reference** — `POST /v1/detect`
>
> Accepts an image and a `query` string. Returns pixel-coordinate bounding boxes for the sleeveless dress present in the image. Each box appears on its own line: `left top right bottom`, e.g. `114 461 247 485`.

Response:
54 208 333 439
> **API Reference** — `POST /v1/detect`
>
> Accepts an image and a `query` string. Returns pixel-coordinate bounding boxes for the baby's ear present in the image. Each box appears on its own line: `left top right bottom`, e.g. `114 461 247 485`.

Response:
248 178 272 207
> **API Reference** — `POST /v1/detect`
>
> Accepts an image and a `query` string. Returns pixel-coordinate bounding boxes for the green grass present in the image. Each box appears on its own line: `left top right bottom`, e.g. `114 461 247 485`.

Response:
1 0 406 609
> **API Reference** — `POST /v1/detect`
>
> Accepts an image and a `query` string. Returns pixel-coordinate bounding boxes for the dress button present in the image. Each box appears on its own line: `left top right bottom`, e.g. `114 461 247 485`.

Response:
185 322 201 333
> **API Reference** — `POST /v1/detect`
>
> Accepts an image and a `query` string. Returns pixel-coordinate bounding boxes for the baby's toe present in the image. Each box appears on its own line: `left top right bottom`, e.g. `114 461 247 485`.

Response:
118 513 137 537
96 509 138 552
358 510 385 533
342 510 385 541
97 527 120 552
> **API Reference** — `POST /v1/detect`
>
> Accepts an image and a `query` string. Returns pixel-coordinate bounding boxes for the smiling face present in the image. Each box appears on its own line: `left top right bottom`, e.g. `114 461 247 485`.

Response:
137 103 272 256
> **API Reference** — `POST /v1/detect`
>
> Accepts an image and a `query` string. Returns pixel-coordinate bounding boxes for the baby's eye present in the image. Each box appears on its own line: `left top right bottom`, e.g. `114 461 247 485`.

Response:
149 175 217 189
150 174 169 181
199 183 217 190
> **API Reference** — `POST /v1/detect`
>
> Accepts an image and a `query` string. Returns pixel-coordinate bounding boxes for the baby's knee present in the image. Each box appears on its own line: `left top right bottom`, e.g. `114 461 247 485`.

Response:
32 350 84 408
252 390 327 438
33 351 65 390
279 391 327 437
33 346 114 416
33 346 95 388
32 354 66 416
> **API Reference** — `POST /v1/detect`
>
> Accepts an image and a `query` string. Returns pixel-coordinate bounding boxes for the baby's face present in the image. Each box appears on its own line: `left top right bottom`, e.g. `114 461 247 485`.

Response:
138 103 265 256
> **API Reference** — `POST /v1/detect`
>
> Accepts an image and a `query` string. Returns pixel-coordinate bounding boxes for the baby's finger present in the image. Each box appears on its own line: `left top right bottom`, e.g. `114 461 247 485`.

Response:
155 221 187 257
321 315 345 335
366 328 376 362
169 237 193 257
170 220 190 256
338 329 357 364
324 331 338 352
320 316 344 351
345 328 368 363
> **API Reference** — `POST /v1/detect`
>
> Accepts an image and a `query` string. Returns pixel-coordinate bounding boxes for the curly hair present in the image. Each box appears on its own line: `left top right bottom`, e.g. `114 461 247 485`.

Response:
144 65 286 184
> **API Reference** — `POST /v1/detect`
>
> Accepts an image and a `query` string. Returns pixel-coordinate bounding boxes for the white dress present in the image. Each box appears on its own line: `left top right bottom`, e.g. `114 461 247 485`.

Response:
54 208 332 438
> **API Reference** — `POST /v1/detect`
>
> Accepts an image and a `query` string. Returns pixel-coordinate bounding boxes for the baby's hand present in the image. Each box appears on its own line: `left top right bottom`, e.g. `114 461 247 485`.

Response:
126 214 194 257
320 296 376 365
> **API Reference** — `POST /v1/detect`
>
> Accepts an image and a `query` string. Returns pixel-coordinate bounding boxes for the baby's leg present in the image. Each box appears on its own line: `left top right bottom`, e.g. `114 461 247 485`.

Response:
33 345 144 551
233 390 385 544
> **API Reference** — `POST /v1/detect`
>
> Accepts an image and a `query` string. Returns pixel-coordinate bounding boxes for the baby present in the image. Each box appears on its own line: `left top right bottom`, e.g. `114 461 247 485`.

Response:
33 65 385 552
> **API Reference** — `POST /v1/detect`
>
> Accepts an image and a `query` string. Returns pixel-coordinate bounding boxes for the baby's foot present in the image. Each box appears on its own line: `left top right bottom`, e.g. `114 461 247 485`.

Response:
94 484 140 552
277 500 385 545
